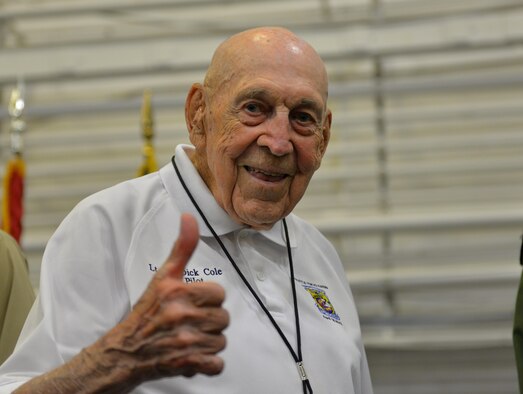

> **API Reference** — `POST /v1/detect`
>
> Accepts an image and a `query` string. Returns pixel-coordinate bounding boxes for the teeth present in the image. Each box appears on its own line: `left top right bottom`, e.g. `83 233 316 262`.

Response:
246 166 283 177
255 168 279 177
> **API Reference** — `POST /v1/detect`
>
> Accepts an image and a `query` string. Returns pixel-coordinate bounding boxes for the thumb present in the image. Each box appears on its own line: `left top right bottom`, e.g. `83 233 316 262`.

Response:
164 213 200 280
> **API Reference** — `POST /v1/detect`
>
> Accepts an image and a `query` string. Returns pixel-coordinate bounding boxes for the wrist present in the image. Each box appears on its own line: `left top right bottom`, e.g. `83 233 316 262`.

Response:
79 338 146 393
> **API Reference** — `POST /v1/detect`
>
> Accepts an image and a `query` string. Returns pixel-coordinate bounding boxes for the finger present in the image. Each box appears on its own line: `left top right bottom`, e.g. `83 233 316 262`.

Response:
184 353 225 376
157 303 229 333
172 354 225 377
187 307 229 333
161 213 200 280
184 282 226 307
158 330 227 355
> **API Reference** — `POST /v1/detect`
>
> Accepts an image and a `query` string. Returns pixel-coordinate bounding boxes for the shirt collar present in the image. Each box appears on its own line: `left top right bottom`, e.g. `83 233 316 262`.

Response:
259 222 297 248
160 144 296 248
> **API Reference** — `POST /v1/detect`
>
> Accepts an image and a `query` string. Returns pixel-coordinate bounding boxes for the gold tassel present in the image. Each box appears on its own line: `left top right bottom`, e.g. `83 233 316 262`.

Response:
137 90 158 177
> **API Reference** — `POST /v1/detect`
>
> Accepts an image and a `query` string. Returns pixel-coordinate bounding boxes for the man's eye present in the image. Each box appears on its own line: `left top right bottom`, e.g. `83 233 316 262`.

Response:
244 102 262 114
292 111 315 124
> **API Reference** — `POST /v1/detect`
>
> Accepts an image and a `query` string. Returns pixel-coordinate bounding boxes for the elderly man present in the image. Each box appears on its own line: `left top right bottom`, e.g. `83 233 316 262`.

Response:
0 27 373 393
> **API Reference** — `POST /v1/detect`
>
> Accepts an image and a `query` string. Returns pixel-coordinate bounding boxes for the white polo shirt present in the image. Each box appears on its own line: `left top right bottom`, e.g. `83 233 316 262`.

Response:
0 145 373 394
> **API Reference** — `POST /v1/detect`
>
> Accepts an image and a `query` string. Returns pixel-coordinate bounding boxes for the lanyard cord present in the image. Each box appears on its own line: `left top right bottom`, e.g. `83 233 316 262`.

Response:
172 156 313 394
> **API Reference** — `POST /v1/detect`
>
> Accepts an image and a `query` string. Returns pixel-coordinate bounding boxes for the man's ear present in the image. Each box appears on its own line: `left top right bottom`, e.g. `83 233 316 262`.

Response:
185 83 206 144
320 109 332 156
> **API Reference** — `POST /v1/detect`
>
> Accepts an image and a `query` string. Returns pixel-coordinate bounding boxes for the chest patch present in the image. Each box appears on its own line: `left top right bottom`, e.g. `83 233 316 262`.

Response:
303 285 341 324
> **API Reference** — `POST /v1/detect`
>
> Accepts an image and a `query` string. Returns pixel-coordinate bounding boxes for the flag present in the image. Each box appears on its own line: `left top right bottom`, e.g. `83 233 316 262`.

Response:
2 154 25 243
2 83 26 243
136 90 158 176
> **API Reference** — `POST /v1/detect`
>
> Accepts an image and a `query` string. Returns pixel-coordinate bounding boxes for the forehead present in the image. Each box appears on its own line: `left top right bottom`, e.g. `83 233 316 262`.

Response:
231 80 326 113
219 60 327 108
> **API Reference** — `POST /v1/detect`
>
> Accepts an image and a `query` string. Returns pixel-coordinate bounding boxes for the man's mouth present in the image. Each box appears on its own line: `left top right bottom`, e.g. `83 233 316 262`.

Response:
244 165 288 182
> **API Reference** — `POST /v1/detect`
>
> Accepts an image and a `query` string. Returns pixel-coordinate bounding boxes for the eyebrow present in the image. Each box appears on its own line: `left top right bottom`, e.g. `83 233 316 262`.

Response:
234 88 272 106
295 98 324 121
234 88 324 118
298 98 322 110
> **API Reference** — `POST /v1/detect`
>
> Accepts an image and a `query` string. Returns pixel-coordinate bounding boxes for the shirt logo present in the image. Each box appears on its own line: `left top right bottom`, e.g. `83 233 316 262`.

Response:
303 285 341 324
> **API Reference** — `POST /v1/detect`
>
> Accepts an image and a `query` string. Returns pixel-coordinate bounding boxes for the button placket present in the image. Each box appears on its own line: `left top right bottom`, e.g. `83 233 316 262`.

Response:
236 229 265 296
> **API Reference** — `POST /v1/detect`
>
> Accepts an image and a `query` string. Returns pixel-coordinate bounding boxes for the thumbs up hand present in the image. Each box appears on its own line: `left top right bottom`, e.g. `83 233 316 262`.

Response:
88 213 229 388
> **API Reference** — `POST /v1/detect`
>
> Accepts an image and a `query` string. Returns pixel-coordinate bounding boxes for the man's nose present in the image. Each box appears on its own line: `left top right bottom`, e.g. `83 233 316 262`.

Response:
257 111 294 156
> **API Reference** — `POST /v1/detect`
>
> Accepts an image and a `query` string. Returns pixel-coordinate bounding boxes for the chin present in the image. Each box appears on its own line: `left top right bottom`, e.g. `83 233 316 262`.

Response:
235 206 289 230
229 193 294 229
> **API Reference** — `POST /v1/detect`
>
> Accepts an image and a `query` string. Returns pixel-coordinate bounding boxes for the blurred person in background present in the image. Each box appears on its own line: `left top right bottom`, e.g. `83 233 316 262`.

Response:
513 236 523 391
0 230 35 365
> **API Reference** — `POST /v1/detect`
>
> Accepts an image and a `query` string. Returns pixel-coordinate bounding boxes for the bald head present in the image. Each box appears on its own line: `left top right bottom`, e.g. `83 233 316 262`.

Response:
204 27 329 101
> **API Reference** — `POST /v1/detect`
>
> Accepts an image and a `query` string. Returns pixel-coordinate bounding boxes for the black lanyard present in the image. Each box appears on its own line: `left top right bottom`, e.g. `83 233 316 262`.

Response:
172 156 313 393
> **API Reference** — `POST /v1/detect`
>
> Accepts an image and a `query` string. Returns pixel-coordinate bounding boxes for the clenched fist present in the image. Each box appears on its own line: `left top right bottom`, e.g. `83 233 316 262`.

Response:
85 213 229 389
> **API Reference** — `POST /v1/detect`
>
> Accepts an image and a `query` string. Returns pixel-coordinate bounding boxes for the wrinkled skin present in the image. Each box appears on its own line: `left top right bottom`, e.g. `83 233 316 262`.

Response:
186 27 331 230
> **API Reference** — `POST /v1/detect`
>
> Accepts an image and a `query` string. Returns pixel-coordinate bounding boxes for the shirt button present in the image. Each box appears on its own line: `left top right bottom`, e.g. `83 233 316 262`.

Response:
256 270 266 281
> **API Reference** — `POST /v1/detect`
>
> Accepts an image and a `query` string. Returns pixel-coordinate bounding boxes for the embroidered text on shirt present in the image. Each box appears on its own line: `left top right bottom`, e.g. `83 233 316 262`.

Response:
147 264 223 282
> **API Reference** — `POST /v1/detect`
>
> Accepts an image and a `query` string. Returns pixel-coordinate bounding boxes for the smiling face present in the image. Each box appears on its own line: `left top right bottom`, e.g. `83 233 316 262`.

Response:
186 27 331 230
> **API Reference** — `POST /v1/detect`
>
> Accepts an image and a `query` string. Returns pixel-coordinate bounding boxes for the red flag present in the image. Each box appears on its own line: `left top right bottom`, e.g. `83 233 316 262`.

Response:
2 154 25 243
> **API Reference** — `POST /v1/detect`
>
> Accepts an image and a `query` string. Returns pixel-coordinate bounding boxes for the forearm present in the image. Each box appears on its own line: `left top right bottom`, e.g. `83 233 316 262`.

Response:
13 343 140 394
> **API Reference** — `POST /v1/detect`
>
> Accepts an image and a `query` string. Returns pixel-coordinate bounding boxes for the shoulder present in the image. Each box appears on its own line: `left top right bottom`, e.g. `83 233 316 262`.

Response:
45 169 175 266
79 171 166 214
0 230 22 252
287 213 343 268
0 231 27 272
66 170 169 231
287 213 331 246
